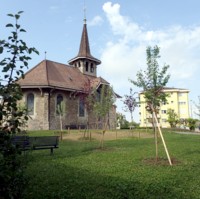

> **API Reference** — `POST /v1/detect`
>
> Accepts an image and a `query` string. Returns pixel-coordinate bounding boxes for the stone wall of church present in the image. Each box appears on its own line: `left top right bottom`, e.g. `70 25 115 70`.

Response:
20 89 117 131
20 89 49 130
48 91 81 130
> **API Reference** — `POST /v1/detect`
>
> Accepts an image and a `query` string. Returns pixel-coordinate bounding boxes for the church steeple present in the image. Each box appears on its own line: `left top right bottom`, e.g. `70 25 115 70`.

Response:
68 16 101 77
78 19 92 58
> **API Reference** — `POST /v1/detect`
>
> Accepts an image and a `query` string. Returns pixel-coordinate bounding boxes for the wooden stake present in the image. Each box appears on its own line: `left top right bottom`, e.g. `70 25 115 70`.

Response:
152 110 172 166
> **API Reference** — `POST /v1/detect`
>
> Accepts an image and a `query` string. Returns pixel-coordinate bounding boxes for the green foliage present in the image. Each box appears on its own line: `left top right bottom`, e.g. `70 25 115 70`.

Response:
130 45 170 114
186 118 197 130
56 101 64 116
167 108 179 128
130 45 171 160
0 11 38 198
92 84 115 148
21 131 200 199
116 112 129 129
93 85 115 121
56 101 65 131
129 120 140 128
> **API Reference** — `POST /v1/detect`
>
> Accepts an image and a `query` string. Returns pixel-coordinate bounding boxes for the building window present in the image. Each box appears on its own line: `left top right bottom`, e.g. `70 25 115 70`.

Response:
85 62 88 72
171 101 174 104
180 109 186 114
162 119 167 123
27 93 34 115
161 110 167 114
79 98 85 117
90 63 94 73
56 94 64 115
179 101 186 105
178 93 183 97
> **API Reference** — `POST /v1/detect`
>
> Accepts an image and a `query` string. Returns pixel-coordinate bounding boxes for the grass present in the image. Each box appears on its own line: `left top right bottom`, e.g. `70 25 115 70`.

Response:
22 130 200 199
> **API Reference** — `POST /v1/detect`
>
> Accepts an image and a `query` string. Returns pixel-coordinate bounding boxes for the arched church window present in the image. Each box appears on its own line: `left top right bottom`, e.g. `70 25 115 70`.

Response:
79 98 85 117
27 93 34 115
56 94 64 115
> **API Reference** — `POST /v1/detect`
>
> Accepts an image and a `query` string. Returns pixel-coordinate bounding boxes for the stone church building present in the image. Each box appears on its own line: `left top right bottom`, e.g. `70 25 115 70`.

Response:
18 18 119 130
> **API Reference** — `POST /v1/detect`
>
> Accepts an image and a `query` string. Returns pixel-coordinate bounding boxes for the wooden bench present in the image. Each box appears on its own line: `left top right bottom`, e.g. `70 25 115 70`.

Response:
11 136 31 151
12 136 59 155
65 124 86 130
29 136 59 155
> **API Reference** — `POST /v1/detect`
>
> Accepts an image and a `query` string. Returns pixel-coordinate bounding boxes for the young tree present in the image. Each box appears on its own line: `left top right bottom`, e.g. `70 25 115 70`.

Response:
93 84 115 148
80 79 96 139
130 45 172 165
167 109 179 128
56 101 65 140
123 88 138 123
0 12 39 198
57 101 64 131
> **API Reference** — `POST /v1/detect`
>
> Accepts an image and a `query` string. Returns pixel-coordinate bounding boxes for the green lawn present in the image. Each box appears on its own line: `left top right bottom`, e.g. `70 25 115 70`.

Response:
22 131 200 199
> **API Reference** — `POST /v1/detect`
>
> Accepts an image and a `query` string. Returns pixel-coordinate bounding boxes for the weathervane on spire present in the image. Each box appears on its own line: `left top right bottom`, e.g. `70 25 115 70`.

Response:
83 0 87 24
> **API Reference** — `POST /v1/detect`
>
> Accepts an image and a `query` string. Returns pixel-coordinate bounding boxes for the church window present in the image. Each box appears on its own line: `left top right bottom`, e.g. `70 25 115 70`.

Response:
56 94 64 115
27 93 34 115
90 63 94 73
79 98 85 117
85 62 88 72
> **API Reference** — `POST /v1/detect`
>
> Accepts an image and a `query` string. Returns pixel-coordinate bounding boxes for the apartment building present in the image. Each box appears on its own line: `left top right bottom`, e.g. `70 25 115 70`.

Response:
139 87 190 128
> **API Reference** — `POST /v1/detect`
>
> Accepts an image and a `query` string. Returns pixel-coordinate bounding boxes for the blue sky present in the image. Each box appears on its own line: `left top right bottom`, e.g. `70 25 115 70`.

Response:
1 0 200 122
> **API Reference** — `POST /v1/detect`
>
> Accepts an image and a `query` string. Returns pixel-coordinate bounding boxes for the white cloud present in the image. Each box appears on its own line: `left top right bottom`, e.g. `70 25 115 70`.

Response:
100 2 200 121
101 2 200 80
88 16 103 26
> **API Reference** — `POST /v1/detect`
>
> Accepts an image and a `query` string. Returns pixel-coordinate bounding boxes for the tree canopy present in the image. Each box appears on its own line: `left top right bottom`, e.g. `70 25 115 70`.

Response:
130 45 170 114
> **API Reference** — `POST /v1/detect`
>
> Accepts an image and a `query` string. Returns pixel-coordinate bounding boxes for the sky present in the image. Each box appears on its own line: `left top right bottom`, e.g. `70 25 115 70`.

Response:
1 0 200 122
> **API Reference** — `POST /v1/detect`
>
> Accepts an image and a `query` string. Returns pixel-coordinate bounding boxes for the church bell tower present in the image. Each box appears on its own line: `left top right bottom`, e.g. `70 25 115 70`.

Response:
68 17 101 77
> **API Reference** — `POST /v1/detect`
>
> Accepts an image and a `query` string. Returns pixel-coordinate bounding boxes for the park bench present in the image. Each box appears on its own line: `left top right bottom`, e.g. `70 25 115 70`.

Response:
11 135 59 155
29 136 59 155
65 124 86 130
11 136 31 151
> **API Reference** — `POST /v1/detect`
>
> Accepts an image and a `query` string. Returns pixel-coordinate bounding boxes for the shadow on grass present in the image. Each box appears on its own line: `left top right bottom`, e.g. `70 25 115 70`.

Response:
22 163 190 199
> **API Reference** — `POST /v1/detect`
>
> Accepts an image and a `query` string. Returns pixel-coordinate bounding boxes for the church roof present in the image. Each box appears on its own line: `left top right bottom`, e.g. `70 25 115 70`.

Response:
68 21 101 65
18 60 108 92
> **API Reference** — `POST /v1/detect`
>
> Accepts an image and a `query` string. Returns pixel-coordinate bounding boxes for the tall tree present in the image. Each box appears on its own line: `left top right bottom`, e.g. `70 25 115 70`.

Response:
123 88 138 123
130 45 172 165
0 12 39 198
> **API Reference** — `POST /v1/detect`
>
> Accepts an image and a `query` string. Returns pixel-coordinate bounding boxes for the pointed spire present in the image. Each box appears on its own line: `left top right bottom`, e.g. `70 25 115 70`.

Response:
77 22 91 57
68 2 101 66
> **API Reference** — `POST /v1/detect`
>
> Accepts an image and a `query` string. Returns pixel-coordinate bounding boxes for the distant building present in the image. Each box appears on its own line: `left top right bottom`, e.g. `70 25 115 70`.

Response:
18 18 119 130
139 87 190 128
